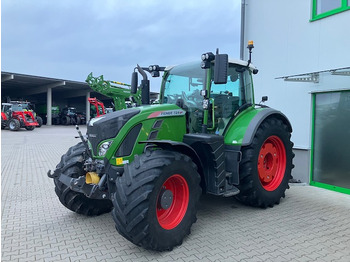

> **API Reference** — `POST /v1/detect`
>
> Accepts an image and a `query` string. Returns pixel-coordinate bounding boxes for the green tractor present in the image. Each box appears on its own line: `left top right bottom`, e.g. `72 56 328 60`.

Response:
48 43 293 251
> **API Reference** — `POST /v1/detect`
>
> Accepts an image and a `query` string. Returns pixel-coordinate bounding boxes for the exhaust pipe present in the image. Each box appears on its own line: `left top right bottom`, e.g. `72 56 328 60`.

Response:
85 172 100 184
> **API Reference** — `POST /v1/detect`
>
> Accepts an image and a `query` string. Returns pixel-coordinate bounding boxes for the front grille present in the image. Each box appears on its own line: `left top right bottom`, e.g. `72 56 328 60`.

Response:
116 124 142 157
87 108 140 155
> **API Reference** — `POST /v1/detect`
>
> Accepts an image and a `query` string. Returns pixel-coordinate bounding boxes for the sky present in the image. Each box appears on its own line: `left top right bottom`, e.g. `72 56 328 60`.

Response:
2 0 241 92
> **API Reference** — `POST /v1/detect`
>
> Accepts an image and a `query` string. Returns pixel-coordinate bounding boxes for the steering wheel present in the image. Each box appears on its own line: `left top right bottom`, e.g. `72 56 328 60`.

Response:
182 91 189 101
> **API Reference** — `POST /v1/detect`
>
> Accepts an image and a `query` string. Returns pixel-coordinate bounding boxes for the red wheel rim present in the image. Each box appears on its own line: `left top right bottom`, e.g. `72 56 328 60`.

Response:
156 174 189 230
258 136 286 191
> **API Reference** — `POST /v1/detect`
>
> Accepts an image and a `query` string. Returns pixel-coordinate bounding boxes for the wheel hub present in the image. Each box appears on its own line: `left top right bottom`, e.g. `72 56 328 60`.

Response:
257 136 286 191
159 189 173 210
156 174 189 230
258 143 277 183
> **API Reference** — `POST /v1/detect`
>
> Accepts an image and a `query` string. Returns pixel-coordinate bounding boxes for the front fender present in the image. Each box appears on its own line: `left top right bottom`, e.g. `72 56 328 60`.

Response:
139 140 204 177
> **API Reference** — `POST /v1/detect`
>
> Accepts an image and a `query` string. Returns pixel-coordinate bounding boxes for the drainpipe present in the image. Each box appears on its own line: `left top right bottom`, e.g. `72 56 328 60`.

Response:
240 0 246 60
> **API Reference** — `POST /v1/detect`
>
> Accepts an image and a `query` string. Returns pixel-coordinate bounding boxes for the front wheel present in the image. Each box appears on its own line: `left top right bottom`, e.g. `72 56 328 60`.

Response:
53 142 113 215
61 116 70 125
236 118 294 208
111 150 201 251
9 119 20 131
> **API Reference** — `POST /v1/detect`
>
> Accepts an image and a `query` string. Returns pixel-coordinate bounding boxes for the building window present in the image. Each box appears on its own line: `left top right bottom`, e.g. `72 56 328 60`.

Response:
311 0 350 21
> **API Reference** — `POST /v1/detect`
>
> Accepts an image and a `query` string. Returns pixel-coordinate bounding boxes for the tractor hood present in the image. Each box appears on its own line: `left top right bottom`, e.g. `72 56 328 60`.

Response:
87 108 140 155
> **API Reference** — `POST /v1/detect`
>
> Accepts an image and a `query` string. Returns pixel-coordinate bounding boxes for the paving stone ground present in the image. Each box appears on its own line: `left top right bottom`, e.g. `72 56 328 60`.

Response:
1 126 350 262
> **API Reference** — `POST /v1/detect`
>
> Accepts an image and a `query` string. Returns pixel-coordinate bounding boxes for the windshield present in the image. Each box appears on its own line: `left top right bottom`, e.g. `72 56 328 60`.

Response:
8 103 30 112
162 62 204 108
162 62 205 133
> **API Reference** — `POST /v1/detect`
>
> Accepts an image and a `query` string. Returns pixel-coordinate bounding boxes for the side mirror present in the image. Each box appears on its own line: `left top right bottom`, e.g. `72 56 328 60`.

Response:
214 54 228 84
131 72 138 94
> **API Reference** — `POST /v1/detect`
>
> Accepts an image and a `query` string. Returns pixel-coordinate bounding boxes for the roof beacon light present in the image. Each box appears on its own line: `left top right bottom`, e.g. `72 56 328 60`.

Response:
247 40 254 49
247 40 254 67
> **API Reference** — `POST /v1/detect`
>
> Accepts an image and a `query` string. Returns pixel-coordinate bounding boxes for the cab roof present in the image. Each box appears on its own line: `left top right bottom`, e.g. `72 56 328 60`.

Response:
164 58 256 71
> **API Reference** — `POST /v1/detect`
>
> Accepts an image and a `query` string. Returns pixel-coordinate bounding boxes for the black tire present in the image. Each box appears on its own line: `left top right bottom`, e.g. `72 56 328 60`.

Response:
76 116 81 125
25 126 35 131
70 117 77 125
52 117 60 125
236 118 294 208
61 116 70 125
9 119 20 131
112 150 201 251
36 116 43 127
53 142 113 216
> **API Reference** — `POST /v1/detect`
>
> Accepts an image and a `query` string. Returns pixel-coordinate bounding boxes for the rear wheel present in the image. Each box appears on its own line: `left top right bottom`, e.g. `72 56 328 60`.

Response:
236 118 294 208
53 142 113 216
9 119 20 131
111 150 201 251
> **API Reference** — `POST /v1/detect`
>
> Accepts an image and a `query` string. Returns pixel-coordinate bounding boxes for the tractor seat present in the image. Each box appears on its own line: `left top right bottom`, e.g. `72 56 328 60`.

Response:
214 95 239 118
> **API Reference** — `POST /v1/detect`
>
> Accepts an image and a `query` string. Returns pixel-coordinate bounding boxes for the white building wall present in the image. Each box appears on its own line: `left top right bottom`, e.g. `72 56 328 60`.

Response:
242 0 350 181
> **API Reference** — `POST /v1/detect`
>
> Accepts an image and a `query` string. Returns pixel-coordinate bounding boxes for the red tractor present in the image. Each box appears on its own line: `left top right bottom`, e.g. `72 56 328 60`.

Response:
1 102 39 131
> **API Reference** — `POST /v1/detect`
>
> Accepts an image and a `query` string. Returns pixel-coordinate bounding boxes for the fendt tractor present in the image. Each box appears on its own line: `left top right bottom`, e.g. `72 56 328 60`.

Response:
48 42 294 251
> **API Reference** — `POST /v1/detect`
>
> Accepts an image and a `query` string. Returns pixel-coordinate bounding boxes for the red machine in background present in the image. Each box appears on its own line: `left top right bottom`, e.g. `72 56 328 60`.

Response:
1 102 39 131
88 97 108 118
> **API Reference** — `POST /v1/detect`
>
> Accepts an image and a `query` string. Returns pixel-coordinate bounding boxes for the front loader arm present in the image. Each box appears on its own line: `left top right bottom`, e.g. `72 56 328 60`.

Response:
86 73 141 111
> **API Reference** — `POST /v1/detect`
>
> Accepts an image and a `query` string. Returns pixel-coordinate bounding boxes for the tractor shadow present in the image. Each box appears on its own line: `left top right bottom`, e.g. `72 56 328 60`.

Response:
197 193 244 213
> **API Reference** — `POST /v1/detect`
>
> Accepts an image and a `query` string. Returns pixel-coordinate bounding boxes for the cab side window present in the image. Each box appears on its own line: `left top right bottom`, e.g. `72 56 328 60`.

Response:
210 65 243 134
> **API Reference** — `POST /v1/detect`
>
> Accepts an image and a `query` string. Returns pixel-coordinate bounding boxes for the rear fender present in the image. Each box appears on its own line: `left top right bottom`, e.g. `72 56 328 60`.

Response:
241 108 292 146
224 107 292 146
1 112 7 121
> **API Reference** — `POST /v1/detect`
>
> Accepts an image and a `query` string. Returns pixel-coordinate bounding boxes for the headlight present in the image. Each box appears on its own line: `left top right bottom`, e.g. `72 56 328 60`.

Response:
98 141 112 156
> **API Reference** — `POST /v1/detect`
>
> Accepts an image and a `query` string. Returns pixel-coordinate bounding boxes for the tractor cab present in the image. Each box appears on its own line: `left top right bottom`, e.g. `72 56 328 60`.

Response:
2 103 12 116
160 60 255 134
